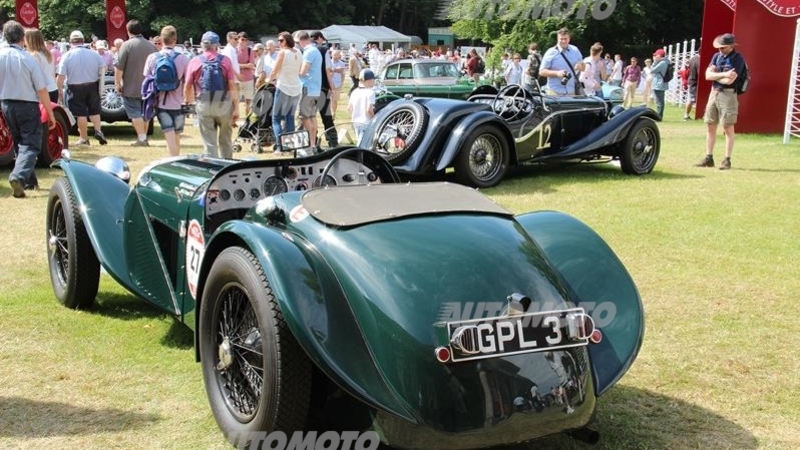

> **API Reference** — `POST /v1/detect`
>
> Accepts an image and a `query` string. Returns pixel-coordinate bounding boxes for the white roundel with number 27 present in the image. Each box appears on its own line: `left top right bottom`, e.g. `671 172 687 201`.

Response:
185 220 205 299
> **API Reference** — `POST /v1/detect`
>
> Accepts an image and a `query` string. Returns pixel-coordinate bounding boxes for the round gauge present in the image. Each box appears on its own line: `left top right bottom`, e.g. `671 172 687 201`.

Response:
313 174 337 187
220 189 231 201
283 166 298 180
250 188 261 200
295 182 308 191
263 176 289 196
233 189 246 201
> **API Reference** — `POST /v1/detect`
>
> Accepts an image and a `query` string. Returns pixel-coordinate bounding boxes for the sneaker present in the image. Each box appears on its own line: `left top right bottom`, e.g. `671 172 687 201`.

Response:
9 178 25 198
565 406 575 415
683 116 691 121
719 157 731 170
694 155 714 167
75 138 90 146
94 131 108 145
130 139 149 147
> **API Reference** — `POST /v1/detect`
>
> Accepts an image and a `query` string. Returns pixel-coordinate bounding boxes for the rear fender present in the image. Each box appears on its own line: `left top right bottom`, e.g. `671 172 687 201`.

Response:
556 107 660 158
41 104 75 127
435 112 515 170
516 211 644 395
198 221 417 422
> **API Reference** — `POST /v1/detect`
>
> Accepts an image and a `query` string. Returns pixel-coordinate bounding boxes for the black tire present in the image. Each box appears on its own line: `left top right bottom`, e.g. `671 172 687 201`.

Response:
454 124 510 188
372 102 427 164
619 117 660 175
199 247 311 447
46 177 101 309
38 109 70 167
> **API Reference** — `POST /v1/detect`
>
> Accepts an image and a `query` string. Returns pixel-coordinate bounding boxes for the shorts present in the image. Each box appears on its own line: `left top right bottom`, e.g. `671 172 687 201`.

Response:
688 84 697 103
703 89 738 126
298 91 323 118
66 82 101 117
156 108 185 133
239 80 255 101
123 96 143 119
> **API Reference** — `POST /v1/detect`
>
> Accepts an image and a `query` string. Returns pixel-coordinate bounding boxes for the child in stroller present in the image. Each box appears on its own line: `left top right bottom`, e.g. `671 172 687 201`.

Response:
233 84 275 153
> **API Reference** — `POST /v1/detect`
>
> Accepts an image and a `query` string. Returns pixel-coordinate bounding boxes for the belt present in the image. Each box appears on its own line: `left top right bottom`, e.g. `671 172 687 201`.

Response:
713 87 735 92
1 99 37 104
68 81 99 88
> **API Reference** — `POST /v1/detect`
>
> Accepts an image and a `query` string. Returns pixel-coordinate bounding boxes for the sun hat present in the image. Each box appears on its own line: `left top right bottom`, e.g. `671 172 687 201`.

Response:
69 30 84 41
96 40 107 49
713 33 736 48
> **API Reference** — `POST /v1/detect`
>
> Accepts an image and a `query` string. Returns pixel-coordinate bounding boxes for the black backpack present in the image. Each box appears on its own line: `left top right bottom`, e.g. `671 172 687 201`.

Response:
476 57 485 73
663 60 675 83
736 60 750 95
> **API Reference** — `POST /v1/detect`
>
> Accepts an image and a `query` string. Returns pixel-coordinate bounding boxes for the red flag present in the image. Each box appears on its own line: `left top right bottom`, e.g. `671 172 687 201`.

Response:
106 0 127 43
16 0 39 29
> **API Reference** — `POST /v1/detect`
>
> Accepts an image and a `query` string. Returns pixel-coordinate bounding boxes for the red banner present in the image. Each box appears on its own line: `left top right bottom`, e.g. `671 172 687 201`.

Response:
756 0 800 17
16 0 39 29
106 0 127 43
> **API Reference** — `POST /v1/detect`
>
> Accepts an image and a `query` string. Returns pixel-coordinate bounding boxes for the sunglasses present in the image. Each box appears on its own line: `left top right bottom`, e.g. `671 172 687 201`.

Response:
278 38 285 42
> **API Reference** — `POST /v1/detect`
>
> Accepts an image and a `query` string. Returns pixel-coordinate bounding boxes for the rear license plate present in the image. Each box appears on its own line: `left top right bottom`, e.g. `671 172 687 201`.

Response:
447 308 591 362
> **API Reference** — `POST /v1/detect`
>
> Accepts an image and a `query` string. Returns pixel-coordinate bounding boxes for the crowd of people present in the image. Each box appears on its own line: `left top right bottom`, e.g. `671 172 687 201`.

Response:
1 20 748 199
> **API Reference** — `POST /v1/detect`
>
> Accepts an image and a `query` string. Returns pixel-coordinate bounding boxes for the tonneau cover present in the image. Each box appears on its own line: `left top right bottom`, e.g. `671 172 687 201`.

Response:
301 182 512 227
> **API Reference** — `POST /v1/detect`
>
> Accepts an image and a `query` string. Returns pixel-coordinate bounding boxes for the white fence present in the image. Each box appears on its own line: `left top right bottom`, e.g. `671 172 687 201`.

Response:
663 38 699 107
784 19 800 143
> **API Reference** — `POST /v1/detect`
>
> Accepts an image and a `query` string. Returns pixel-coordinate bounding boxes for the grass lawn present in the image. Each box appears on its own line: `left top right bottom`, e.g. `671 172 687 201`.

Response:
1 97 799 449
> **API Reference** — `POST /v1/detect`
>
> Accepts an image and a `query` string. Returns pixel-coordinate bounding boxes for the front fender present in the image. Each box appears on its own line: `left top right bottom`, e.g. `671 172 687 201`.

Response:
556 106 660 158
516 211 645 395
435 111 513 171
199 221 418 423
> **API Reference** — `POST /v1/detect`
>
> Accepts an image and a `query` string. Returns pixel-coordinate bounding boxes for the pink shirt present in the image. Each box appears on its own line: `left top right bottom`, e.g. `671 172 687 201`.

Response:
237 46 256 82
185 50 237 101
143 47 191 110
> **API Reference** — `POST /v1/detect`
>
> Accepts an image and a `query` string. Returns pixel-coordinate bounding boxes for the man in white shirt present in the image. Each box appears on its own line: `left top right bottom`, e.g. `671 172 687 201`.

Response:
220 31 241 81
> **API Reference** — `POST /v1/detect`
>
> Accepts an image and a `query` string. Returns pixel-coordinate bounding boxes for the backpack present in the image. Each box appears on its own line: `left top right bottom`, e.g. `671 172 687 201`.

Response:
154 50 180 93
527 53 541 78
199 54 228 101
476 56 485 73
736 60 750 95
663 60 675 83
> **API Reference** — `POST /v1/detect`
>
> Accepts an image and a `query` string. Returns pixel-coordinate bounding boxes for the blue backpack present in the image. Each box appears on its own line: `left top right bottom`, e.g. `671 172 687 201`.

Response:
199 54 228 101
154 50 180 93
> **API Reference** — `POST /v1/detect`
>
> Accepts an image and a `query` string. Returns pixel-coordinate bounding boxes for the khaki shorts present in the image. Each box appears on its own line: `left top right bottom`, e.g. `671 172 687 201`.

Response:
298 91 323 118
239 80 255 101
704 89 738 126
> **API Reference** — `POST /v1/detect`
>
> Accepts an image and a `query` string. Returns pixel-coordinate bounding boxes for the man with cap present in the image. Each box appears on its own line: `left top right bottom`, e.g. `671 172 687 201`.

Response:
183 31 238 159
115 19 157 147
695 33 746 170
56 29 107 147
650 48 669 120
348 68 376 141
0 20 56 198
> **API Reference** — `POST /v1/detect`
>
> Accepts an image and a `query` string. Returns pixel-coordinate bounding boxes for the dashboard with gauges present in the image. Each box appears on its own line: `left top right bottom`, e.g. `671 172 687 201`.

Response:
205 157 382 215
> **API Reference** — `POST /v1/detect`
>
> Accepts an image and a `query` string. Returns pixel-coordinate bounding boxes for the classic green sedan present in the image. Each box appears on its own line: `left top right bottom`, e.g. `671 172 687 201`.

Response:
379 59 493 100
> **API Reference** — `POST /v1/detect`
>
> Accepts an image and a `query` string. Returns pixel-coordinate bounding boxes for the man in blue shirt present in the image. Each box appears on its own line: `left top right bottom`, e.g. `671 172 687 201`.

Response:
539 28 584 96
0 20 56 198
695 33 747 170
295 30 323 149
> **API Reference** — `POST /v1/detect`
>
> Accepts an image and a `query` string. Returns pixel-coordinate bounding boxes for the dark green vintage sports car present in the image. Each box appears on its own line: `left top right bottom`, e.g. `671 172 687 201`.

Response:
46 141 644 448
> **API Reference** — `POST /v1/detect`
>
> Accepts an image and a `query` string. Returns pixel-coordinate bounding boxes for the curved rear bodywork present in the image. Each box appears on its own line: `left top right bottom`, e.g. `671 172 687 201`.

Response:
55 152 644 449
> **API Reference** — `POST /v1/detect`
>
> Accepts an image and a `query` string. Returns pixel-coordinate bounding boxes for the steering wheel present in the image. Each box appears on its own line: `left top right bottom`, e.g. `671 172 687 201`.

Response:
319 148 401 186
492 84 535 121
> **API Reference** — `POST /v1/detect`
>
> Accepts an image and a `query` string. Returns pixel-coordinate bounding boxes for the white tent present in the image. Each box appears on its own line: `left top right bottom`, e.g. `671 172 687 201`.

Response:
321 25 412 51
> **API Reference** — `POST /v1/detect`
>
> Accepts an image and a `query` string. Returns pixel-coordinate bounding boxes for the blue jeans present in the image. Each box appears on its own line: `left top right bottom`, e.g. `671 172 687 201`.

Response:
272 88 299 148
2 100 42 186
653 89 666 120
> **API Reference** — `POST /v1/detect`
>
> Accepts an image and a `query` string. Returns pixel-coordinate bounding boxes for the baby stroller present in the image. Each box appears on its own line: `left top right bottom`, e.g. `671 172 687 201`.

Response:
233 83 275 154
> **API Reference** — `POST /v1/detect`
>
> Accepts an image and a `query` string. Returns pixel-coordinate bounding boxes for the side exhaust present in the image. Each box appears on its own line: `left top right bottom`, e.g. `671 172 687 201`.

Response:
567 427 600 445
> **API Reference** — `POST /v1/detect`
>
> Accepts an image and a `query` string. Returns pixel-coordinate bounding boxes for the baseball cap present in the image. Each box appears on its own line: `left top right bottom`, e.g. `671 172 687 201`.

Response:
713 33 736 48
95 40 107 49
69 30 84 41
653 48 665 57
359 68 375 81
201 31 220 45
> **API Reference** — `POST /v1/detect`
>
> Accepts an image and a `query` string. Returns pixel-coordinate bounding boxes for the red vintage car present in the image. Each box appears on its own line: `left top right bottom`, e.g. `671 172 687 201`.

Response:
0 102 72 167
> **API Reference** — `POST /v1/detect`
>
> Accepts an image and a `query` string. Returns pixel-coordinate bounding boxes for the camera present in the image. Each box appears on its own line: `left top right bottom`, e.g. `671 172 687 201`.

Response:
560 71 572 85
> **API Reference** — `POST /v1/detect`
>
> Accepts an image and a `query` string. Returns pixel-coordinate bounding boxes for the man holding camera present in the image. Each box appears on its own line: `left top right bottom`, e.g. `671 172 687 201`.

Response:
540 27 583 95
